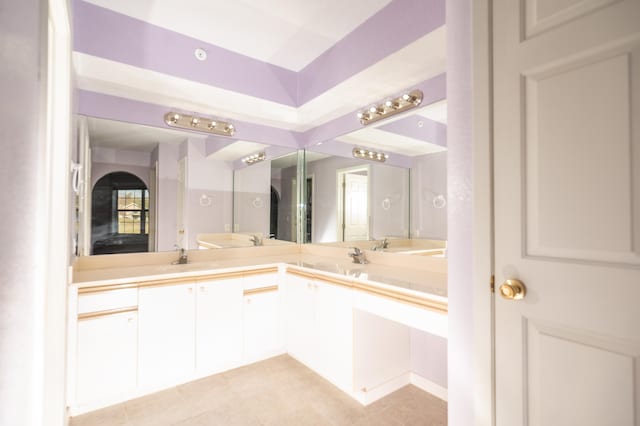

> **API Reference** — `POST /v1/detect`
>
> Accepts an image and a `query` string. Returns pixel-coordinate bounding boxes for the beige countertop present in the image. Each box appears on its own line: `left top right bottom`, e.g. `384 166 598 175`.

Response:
71 246 447 303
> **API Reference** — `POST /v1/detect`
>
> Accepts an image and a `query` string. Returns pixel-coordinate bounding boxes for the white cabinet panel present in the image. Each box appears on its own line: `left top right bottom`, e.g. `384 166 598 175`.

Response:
76 311 137 404
138 284 195 388
244 290 283 363
284 274 317 368
316 280 354 393
196 278 244 375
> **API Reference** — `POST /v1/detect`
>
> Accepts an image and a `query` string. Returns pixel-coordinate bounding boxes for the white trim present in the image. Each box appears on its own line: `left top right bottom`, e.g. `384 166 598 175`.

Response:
353 371 411 406
410 372 448 402
472 0 495 425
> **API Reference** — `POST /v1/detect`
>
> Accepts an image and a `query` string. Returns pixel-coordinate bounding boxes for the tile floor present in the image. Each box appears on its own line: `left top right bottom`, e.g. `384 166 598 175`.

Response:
70 355 447 426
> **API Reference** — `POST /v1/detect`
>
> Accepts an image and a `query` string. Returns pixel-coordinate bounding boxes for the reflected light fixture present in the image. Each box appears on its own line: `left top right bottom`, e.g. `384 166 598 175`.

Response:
357 89 423 125
241 152 266 165
164 112 235 137
352 147 389 163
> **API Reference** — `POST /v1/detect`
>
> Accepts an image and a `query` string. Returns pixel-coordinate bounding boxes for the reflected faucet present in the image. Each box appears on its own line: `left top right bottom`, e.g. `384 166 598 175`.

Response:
249 235 263 246
174 245 188 264
348 247 368 264
372 238 389 251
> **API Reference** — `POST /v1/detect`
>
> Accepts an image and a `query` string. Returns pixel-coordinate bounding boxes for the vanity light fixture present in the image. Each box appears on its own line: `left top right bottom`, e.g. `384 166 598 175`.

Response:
241 152 266 165
164 112 235 137
356 89 423 125
352 147 389 163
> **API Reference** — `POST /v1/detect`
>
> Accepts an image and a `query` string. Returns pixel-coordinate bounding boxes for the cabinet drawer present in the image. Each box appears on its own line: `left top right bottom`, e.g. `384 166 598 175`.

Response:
78 288 138 315
243 272 279 290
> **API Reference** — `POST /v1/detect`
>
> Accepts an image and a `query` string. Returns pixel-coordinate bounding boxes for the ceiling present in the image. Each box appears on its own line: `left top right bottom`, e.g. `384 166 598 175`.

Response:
75 0 447 164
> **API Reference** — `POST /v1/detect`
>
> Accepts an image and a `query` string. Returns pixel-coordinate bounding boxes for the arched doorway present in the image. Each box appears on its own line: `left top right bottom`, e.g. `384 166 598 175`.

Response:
91 171 150 255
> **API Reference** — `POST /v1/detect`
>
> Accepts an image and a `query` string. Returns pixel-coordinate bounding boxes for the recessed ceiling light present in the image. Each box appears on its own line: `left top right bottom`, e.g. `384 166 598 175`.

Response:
194 48 207 61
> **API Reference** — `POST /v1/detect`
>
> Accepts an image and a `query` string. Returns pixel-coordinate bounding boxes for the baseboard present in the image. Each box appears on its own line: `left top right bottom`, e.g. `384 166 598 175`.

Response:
353 372 411 406
410 372 448 402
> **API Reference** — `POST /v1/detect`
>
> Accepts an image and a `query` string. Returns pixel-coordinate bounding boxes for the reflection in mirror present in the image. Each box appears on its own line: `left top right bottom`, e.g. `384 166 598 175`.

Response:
78 115 294 255
233 150 300 244
305 100 447 254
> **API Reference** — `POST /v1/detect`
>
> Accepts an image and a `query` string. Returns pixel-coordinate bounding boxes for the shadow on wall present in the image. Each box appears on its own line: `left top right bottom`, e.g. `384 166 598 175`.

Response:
91 171 149 255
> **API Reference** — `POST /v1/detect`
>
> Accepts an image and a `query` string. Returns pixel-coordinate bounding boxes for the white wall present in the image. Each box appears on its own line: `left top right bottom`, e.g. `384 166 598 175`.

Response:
410 328 448 388
411 151 447 240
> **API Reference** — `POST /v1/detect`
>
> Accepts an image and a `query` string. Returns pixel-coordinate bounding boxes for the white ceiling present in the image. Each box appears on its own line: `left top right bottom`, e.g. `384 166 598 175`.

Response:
82 0 392 71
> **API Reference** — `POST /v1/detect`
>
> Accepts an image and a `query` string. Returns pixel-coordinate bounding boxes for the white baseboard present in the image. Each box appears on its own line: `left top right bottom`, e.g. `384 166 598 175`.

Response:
410 372 448 402
353 372 411 406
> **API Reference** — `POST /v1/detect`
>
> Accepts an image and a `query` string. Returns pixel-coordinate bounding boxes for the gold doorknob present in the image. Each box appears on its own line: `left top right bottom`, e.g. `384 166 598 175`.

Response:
499 279 526 300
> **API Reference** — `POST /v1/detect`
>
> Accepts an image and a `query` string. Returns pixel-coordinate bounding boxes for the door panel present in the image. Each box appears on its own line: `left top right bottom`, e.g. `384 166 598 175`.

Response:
493 0 640 425
344 173 369 241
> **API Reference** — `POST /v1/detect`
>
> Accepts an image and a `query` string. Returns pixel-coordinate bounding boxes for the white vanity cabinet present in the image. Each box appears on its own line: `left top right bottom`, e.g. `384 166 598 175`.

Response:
195 276 244 375
76 310 138 405
74 287 138 407
243 272 284 363
285 270 354 393
138 283 196 388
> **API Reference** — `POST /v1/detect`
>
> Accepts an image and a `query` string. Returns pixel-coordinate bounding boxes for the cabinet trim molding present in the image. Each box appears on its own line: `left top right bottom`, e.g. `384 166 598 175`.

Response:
352 282 448 314
77 306 138 321
243 285 279 296
78 283 139 294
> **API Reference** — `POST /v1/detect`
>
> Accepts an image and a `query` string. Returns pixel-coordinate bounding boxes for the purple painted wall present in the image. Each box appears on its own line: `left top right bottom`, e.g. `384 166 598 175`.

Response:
411 329 448 388
0 0 48 423
411 152 447 239
73 0 298 106
447 0 474 425
298 0 445 105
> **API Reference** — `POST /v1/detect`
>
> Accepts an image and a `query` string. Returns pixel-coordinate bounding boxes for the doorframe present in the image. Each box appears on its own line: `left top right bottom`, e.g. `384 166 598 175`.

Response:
336 165 370 242
470 0 495 425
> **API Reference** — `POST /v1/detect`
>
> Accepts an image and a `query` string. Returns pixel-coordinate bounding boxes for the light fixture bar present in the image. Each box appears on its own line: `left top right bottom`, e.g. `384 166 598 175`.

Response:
356 89 423 126
164 112 235 137
241 152 266 165
352 147 389 163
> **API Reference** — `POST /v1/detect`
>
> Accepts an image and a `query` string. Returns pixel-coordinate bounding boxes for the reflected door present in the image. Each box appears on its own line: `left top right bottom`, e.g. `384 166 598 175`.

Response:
343 173 368 241
493 1 640 425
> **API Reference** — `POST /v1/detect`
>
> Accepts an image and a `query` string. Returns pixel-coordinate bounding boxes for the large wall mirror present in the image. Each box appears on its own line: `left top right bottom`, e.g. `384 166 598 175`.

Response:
76 115 299 255
304 99 447 253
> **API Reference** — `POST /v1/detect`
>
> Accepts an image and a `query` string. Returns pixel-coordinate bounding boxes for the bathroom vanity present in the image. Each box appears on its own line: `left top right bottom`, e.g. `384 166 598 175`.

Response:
67 244 447 415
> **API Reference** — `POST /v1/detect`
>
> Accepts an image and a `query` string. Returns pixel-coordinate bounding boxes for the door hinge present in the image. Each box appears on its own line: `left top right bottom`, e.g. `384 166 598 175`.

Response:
490 275 495 293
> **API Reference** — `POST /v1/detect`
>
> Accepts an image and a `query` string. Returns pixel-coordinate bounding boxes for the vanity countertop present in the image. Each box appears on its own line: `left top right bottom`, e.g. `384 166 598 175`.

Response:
72 252 447 303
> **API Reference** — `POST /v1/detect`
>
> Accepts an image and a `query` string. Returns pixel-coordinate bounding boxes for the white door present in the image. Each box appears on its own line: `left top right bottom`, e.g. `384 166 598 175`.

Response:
196 278 244 374
493 1 640 425
284 273 317 367
343 172 369 241
243 290 282 363
76 311 137 404
138 284 195 388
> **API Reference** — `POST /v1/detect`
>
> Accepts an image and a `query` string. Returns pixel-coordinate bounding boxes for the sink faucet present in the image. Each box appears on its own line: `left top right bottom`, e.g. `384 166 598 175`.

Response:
174 246 188 264
372 238 389 251
249 235 263 246
348 247 368 264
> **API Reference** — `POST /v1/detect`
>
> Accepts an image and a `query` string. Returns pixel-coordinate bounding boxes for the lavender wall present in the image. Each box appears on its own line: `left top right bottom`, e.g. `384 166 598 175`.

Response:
0 0 48 423
179 139 233 249
411 152 447 240
447 0 474 425
233 160 271 236
410 328 448 388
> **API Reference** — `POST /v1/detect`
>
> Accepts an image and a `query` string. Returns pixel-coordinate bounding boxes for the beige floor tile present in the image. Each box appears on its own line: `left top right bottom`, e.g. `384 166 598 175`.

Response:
70 356 447 426
70 404 128 426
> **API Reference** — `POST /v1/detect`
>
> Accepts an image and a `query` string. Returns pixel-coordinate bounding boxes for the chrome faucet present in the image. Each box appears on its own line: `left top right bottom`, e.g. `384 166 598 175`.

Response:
174 246 188 264
348 247 368 264
372 238 389 251
249 235 263 246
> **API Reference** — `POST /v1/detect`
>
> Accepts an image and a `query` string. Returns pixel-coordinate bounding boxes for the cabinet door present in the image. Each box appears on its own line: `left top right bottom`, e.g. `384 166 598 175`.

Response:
138 284 195 388
196 278 244 374
284 274 316 368
76 311 137 404
243 289 283 363
316 280 354 393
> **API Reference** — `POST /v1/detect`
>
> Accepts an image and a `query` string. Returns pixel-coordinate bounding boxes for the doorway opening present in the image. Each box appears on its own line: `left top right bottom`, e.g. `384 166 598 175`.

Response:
337 166 369 242
91 171 150 255
270 185 280 239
